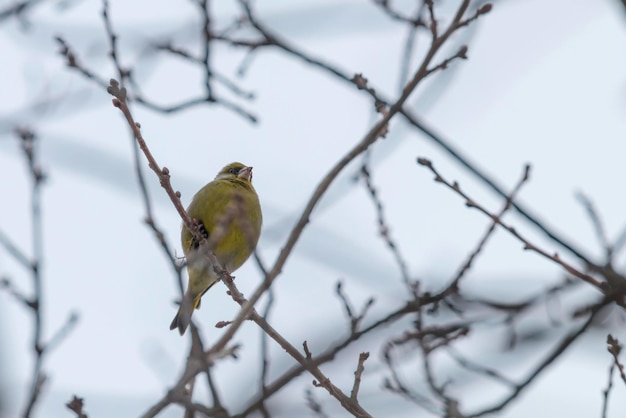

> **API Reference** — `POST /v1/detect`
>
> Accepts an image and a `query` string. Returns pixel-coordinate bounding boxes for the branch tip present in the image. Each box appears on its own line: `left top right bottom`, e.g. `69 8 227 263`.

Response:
457 45 468 59
478 3 493 14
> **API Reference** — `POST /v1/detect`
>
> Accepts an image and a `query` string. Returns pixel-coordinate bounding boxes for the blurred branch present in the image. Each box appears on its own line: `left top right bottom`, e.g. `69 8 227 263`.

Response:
606 334 626 386
619 0 626 16
384 337 440 415
305 388 329 418
440 164 531 299
16 127 46 418
466 301 606 417
197 0 213 99
66 395 88 418
236 299 421 417
101 0 185 291
359 158 412 286
0 0 46 23
602 334 624 418
253 251 274 418
575 192 613 261
383 298 606 416
373 0 426 27
0 128 79 418
189 323 228 416
55 1 257 122
336 281 375 334
153 42 255 100
602 361 615 418
56 36 110 89
613 224 626 257
45 312 79 353
349 352 370 401
102 0 126 86
446 346 517 388
0 229 32 270
0 277 31 307
405 311 469 411
397 2 426 88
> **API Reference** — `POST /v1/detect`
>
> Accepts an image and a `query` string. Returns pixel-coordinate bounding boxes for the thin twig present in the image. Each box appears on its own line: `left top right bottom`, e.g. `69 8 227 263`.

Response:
107 80 195 232
16 128 45 418
466 301 607 417
0 0 46 22
57 5 257 122
372 0 425 27
254 251 274 417
446 346 516 388
350 352 370 401
360 160 411 286
445 164 531 293
236 300 420 417
101 0 185 292
607 334 626 386
197 0 213 99
66 395 87 418
305 388 330 418
397 2 426 89
45 312 79 353
336 281 375 334
416 158 619 304
0 229 32 270
0 277 31 307
575 191 612 261
601 360 615 418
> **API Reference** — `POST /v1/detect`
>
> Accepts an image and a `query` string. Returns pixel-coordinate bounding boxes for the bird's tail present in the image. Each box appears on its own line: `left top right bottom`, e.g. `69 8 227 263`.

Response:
169 290 199 335
170 270 219 335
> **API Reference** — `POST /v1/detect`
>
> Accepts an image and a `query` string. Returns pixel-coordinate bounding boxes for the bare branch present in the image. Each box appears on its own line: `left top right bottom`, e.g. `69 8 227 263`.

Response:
350 352 370 401
305 388 329 418
445 164 531 294
576 191 613 260
0 229 32 270
607 334 626 386
336 281 375 334
359 159 411 286
3 128 77 418
602 359 616 418
417 158 623 306
466 301 607 417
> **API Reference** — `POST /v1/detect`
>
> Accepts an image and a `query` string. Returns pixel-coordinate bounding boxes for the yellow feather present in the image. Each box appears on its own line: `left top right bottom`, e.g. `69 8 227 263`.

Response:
170 162 262 335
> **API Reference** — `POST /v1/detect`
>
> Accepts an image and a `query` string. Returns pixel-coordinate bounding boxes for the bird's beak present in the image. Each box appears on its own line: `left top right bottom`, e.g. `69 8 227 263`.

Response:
238 166 253 181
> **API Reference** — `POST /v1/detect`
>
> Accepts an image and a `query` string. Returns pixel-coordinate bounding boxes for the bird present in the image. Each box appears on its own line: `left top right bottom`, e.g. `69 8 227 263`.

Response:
170 162 262 335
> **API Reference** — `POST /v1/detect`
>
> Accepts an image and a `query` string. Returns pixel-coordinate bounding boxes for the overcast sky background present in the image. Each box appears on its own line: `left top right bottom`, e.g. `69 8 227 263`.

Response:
1 0 626 417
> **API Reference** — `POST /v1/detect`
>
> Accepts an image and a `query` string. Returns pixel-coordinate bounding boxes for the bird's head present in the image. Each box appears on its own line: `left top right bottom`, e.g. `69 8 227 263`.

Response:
216 162 254 183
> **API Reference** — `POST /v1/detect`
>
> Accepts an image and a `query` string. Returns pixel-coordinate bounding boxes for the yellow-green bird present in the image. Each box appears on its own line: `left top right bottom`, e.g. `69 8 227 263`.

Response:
170 162 262 335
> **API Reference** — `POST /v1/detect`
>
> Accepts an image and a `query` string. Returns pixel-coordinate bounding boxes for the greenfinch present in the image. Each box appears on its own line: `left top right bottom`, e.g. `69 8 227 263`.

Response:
170 162 262 335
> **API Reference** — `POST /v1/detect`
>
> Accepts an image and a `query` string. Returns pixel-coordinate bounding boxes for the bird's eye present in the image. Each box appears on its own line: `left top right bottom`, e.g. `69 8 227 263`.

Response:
228 167 239 175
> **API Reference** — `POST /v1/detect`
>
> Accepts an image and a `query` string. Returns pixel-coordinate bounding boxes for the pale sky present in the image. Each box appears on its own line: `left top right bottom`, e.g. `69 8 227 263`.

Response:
1 0 625 417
